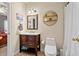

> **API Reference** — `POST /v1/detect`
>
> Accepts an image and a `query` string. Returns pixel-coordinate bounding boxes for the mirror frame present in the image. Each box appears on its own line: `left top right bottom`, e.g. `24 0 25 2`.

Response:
27 14 38 30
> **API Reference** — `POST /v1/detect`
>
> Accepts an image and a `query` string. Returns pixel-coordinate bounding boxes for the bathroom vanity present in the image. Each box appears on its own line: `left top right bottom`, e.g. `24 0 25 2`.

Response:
19 32 40 56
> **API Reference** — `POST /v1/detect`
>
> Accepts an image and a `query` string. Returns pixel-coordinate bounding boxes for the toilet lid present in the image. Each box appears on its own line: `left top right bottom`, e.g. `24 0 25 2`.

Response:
45 45 57 54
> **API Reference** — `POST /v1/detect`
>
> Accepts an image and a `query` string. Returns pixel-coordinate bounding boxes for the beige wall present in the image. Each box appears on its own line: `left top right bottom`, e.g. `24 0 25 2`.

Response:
13 3 26 55
25 2 64 51
8 2 64 55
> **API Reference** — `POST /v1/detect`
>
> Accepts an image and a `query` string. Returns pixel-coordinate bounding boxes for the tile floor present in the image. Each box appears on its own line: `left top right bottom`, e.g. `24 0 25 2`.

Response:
16 48 45 56
0 47 44 56
16 51 44 56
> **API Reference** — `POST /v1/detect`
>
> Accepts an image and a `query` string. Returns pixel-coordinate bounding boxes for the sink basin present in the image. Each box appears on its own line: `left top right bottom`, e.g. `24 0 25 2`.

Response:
20 32 40 35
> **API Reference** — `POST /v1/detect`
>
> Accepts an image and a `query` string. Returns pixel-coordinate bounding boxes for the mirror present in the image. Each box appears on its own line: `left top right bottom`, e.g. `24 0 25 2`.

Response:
27 14 38 30
43 11 58 26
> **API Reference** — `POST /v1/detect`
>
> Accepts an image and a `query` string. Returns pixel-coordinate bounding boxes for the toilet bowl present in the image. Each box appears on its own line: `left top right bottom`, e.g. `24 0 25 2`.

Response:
44 38 57 56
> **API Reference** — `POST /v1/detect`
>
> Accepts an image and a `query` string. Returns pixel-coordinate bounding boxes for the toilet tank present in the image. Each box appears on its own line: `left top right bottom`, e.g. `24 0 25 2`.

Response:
45 38 56 46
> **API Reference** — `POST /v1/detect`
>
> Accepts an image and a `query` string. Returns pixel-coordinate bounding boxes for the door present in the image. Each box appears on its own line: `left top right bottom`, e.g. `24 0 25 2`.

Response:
7 3 15 56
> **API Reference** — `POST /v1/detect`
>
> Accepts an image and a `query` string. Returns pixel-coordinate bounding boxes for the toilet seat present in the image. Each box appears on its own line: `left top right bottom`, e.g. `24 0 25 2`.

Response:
45 45 57 56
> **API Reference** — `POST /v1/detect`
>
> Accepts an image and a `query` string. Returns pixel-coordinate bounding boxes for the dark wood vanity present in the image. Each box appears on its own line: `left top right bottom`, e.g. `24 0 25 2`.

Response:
19 33 40 56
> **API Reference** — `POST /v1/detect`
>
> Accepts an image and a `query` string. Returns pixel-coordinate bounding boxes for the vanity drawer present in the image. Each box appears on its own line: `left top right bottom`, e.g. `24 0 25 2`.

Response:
26 37 37 48
27 43 35 48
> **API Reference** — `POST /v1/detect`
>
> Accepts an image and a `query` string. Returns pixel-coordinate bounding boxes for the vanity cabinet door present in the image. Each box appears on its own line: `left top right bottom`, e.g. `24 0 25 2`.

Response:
26 35 37 48
20 35 27 44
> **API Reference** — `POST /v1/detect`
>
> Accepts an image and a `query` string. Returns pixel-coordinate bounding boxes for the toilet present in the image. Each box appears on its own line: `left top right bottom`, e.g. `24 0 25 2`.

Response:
44 38 57 56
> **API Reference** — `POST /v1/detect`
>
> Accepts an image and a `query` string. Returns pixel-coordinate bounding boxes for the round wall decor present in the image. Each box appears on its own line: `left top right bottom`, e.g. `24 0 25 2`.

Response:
43 11 58 26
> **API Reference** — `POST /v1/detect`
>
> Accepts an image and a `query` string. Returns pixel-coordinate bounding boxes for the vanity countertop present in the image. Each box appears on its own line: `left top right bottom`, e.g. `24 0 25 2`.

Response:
19 32 40 35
